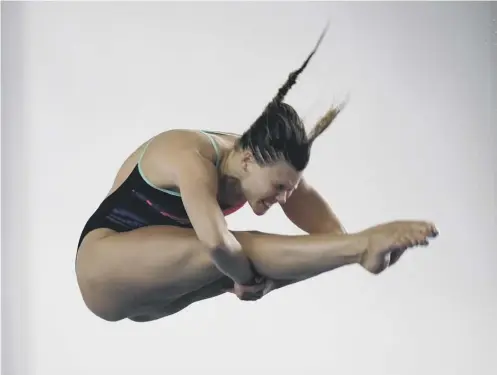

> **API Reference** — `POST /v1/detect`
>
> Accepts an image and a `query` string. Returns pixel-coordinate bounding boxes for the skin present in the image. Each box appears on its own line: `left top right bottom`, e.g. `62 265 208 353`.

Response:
75 129 438 322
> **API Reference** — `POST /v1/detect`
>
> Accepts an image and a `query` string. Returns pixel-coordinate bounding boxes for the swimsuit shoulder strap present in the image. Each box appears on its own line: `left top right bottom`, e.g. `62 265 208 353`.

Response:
199 130 221 167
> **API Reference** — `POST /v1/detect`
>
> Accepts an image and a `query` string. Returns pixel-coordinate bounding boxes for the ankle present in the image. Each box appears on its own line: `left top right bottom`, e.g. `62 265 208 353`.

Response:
339 233 368 265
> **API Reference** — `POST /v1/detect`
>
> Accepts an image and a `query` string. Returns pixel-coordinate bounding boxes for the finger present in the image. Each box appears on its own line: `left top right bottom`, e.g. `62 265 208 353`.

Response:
238 281 259 290
240 286 261 296
247 295 263 301
240 293 262 301
247 283 267 294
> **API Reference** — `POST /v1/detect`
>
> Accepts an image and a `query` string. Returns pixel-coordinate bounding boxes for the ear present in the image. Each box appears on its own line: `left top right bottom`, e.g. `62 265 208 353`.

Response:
241 150 256 172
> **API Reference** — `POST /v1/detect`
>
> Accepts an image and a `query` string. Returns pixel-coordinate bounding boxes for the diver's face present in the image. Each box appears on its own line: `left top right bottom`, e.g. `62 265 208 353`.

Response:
239 154 302 216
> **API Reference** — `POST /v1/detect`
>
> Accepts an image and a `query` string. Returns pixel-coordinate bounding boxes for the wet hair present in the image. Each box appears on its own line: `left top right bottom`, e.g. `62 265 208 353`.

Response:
236 22 346 172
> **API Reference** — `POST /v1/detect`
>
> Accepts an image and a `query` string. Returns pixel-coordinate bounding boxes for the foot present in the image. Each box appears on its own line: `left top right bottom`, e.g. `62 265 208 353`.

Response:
358 220 439 274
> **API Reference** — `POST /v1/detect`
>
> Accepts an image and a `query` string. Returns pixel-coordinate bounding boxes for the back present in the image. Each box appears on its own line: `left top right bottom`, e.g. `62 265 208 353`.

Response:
109 130 221 195
77 129 245 248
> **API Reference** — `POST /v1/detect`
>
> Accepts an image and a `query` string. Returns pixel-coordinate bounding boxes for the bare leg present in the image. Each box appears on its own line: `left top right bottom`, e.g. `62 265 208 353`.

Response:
128 277 233 322
76 226 364 321
130 235 325 322
76 221 434 321
129 270 321 322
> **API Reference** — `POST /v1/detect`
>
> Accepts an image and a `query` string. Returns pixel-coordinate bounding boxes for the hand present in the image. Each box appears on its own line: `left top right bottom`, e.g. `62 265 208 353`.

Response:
224 277 275 301
358 220 439 274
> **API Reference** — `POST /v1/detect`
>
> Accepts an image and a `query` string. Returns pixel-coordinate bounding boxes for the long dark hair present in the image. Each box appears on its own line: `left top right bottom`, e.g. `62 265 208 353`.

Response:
236 21 347 171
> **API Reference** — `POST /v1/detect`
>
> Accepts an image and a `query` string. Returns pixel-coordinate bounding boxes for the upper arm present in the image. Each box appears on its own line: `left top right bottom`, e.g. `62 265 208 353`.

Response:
281 177 315 220
170 150 232 249
281 177 346 234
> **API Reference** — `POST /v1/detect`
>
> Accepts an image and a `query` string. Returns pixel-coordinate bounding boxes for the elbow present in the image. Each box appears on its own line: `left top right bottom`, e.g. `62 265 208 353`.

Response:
200 231 242 257
208 240 243 260
209 246 233 264
200 237 224 255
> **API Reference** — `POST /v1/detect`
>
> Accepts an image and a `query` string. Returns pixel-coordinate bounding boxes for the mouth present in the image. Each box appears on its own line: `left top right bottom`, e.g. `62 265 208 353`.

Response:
262 199 274 210
252 199 272 215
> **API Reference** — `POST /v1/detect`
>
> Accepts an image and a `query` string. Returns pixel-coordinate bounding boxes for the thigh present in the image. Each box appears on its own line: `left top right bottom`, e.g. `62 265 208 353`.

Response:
75 225 224 322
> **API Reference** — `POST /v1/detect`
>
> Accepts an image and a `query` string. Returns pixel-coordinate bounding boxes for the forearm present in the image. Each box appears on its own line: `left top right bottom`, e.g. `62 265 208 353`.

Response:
303 192 345 234
207 231 258 285
209 246 256 285
304 208 345 235
283 184 346 235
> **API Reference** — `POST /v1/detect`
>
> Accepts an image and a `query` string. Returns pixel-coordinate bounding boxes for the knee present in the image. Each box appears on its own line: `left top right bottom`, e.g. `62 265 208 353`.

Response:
83 295 127 323
78 289 126 322
75 248 129 322
76 269 128 323
78 281 128 322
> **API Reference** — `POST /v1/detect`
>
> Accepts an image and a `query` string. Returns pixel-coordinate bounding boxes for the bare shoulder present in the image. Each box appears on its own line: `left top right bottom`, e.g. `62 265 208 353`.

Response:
144 129 238 172
108 129 238 196
156 129 238 154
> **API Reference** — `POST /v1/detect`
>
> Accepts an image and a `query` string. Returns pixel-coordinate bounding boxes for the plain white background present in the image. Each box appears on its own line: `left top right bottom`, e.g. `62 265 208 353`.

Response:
2 2 497 375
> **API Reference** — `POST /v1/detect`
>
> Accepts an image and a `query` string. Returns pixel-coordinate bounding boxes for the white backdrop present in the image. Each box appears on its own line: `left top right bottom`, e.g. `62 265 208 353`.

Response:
3 2 497 375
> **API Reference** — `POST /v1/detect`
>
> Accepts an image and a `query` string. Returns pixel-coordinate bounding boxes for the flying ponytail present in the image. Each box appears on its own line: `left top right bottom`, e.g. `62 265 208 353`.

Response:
270 21 331 106
268 19 347 145
238 20 346 171
308 98 348 144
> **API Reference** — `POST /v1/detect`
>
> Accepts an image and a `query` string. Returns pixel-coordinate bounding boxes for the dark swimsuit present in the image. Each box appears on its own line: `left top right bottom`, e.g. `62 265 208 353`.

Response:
76 130 245 250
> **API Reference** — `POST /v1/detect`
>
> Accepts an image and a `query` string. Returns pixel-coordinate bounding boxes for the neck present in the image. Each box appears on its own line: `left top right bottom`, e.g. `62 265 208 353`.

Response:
218 148 244 199
219 148 241 179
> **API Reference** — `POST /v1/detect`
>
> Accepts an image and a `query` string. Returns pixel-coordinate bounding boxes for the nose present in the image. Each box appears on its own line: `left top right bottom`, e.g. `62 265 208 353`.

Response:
276 191 288 204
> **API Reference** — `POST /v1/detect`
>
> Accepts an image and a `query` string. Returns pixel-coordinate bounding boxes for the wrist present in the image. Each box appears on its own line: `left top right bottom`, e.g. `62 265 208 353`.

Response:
238 263 261 286
333 233 368 265
210 246 256 285
238 276 258 286
350 233 368 264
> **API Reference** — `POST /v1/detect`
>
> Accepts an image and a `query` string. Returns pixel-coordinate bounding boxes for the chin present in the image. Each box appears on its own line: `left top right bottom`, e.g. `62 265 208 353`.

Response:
251 201 270 216
253 208 266 216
